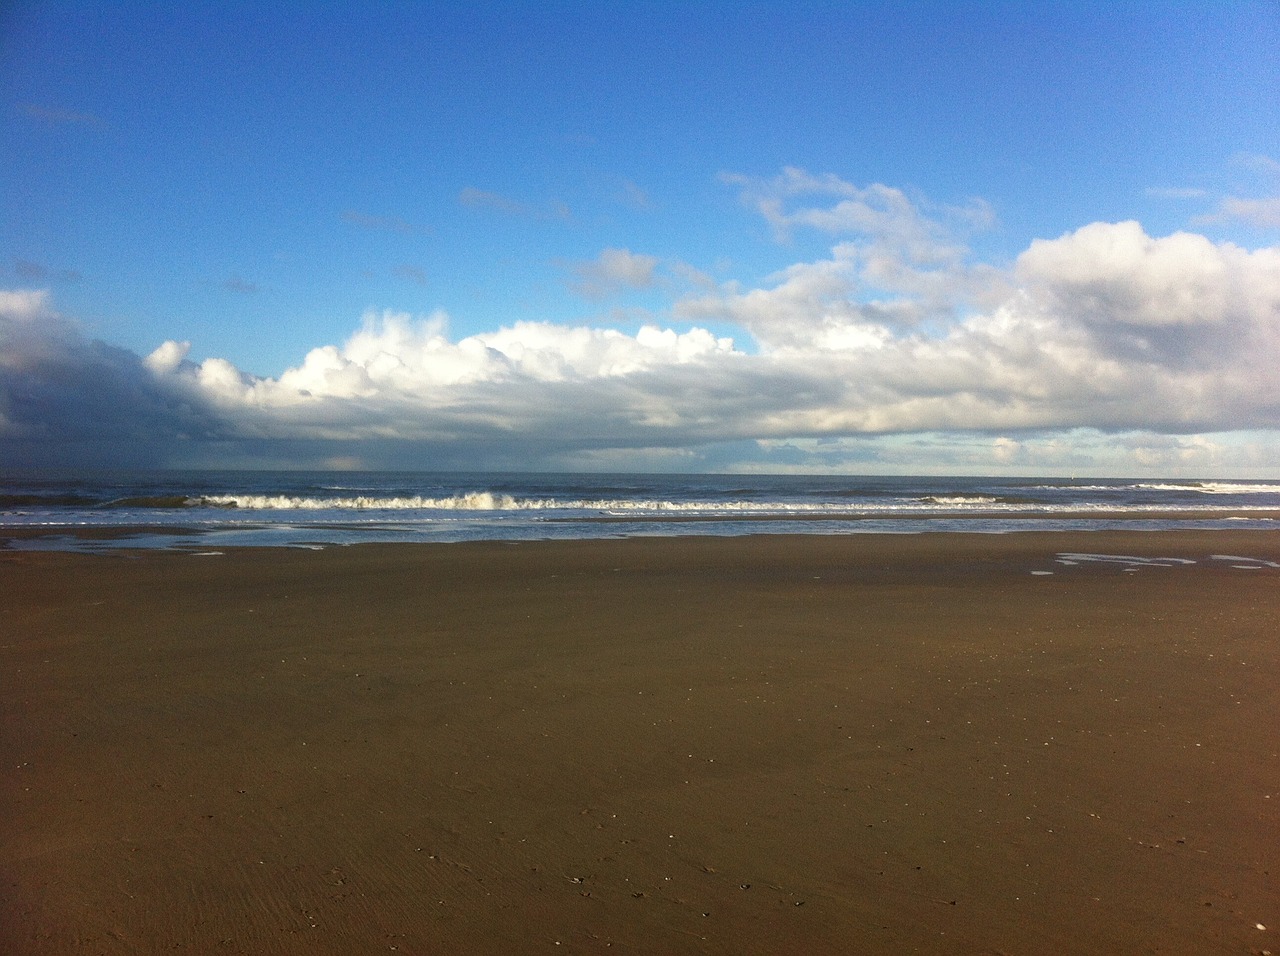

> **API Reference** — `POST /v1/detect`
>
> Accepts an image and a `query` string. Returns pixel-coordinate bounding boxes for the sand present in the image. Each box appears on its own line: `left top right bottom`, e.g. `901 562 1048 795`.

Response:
2 531 1278 954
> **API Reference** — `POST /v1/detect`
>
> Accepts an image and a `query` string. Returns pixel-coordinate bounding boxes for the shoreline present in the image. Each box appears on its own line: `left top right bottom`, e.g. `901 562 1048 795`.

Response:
3 513 1279 554
4 531 1278 953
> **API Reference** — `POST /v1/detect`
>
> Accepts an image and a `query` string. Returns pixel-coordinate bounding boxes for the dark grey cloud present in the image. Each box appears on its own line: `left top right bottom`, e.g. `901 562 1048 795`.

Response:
0 293 226 468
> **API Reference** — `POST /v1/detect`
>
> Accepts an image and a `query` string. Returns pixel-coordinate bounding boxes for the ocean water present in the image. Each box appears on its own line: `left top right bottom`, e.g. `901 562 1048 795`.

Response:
2 470 1278 552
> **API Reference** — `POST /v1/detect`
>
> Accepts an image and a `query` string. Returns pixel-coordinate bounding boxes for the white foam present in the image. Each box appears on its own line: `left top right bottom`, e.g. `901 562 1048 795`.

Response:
1210 554 1280 568
195 493 1276 516
1024 481 1280 495
1137 482 1280 495
1057 553 1197 567
200 493 1026 514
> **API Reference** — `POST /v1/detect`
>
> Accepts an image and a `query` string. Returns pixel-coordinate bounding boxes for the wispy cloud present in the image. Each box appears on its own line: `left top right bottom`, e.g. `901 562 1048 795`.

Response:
567 248 659 299
340 209 415 234
1183 153 1280 230
13 260 47 281
722 167 994 246
618 179 653 210
393 264 428 285
706 168 1005 339
1231 152 1280 179
18 102 107 129
12 259 81 283
1195 197 1280 229
222 277 259 295
1145 186 1207 200
459 187 570 221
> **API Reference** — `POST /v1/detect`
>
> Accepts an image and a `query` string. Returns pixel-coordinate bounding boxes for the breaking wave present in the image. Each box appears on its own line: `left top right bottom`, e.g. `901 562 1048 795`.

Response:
1023 481 1280 495
198 492 1040 514
1135 482 1280 495
186 493 1273 515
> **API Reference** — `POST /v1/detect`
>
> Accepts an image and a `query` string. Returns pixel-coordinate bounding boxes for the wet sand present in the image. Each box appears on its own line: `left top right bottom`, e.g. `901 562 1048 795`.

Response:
2 532 1278 954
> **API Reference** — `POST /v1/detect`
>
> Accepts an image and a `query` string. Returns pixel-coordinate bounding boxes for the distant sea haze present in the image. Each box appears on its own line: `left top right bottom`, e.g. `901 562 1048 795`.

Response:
2 471 1278 552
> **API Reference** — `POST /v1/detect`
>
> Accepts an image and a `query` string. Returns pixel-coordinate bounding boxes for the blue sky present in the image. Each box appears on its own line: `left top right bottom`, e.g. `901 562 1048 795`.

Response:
3 1 1280 474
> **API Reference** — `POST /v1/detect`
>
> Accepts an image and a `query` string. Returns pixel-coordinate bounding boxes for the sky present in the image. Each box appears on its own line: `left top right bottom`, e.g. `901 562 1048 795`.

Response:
2 0 1279 476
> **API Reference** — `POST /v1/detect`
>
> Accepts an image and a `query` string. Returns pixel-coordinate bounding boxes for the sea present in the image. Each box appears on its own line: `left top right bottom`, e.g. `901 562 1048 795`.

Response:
2 470 1278 553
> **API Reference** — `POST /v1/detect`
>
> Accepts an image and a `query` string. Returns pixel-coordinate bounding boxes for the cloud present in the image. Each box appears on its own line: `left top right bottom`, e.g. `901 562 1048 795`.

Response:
1231 152 1280 179
18 102 107 129
568 248 659 299
709 169 1005 341
459 187 571 221
12 259 82 283
1016 222 1239 331
458 188 524 215
13 260 47 281
223 276 258 294
393 264 428 285
667 260 717 291
0 288 56 326
678 250 895 350
738 429 1280 477
1187 153 1280 229
1145 186 1207 200
340 209 414 234
5 172 1280 473
1195 197 1280 230
722 167 994 248
618 179 653 210
143 339 190 375
0 291 219 461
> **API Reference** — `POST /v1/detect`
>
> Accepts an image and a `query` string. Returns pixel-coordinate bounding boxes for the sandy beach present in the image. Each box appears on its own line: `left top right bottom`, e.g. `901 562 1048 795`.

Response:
2 531 1278 954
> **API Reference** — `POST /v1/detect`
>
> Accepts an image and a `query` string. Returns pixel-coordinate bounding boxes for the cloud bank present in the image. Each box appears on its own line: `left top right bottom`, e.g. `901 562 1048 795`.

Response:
4 172 1279 474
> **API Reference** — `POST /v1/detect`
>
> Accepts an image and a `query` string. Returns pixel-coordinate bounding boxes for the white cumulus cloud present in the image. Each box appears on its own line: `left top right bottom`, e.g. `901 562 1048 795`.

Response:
5 170 1280 473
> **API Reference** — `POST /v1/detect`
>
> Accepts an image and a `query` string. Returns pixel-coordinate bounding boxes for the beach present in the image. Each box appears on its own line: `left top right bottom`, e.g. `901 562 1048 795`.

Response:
2 531 1278 954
